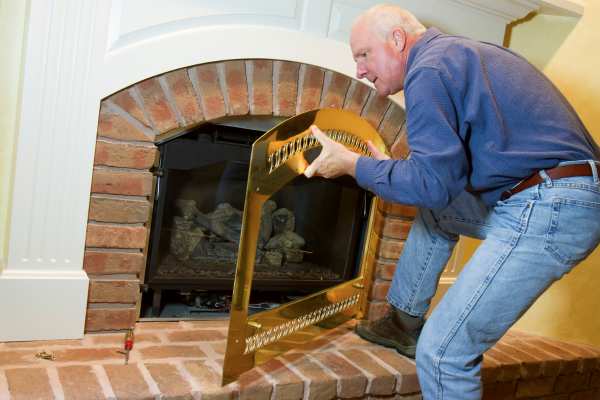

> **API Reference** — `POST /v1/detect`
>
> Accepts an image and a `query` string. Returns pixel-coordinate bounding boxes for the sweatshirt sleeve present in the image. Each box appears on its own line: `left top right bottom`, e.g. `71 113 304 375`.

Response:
355 67 469 210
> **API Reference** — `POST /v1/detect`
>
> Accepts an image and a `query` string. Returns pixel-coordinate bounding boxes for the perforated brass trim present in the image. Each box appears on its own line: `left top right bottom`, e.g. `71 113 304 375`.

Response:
222 108 387 385
244 294 360 354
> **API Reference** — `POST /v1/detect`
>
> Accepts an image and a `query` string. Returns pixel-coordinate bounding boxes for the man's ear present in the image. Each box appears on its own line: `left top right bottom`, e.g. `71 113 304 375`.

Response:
392 28 406 51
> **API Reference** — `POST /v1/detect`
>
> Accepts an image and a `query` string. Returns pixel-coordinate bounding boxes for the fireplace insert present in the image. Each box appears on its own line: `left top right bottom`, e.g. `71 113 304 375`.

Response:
143 118 371 316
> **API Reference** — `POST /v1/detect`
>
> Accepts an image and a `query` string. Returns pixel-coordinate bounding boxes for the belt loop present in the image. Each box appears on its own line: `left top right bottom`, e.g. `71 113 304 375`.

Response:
539 169 552 187
589 160 600 184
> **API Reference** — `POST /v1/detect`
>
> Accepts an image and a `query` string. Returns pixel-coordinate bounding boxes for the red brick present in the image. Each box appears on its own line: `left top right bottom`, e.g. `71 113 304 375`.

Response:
591 370 600 388
164 68 204 125
146 363 193 399
259 357 305 400
167 329 227 342
5 339 83 349
375 259 397 281
237 368 272 400
136 77 179 133
0 350 34 366
339 349 396 396
224 60 249 116
297 65 324 113
183 320 229 329
547 340 600 374
84 250 144 275
367 301 390 322
343 81 370 115
391 125 410 159
482 380 516 400
89 332 160 345
104 364 154 400
485 347 521 382
321 71 351 109
494 341 543 379
505 339 563 377
374 211 412 240
361 93 391 130
94 140 156 169
5 368 53 400
193 63 226 120
88 195 150 224
370 280 391 301
58 365 104 400
85 306 137 331
378 200 417 218
527 338 580 375
135 321 184 331
53 347 121 362
91 168 153 196
482 354 503 383
569 389 600 399
281 352 337 400
110 89 152 127
184 360 236 400
85 223 147 249
515 376 556 398
554 372 591 393
88 278 139 303
311 351 367 398
276 61 299 116
250 59 273 115
369 348 419 394
97 103 154 142
378 105 406 148
376 236 404 260
139 345 205 359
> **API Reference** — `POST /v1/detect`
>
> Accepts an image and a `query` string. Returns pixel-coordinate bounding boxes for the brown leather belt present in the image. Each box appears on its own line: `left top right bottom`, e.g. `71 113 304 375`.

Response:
500 163 594 201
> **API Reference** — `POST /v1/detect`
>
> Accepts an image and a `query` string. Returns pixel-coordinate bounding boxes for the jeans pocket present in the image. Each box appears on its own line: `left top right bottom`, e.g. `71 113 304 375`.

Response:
545 197 600 265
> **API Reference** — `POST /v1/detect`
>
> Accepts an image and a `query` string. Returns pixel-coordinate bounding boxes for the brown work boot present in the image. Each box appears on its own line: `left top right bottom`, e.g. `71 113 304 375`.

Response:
355 306 424 358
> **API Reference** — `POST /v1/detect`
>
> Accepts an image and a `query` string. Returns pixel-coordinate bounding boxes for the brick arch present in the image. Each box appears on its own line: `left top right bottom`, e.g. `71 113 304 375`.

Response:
84 59 414 332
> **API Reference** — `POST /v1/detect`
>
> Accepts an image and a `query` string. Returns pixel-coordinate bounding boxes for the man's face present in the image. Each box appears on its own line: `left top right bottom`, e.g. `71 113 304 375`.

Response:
350 22 405 96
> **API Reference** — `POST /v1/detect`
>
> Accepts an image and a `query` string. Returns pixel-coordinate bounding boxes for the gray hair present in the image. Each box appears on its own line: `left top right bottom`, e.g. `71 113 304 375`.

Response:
356 4 426 39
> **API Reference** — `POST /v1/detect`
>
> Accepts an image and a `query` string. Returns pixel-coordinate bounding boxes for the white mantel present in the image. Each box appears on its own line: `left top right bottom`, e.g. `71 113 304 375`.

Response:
1 0 583 341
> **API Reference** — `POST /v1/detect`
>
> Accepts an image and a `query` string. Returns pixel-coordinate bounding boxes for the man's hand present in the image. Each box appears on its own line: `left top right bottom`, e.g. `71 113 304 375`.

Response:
304 125 360 179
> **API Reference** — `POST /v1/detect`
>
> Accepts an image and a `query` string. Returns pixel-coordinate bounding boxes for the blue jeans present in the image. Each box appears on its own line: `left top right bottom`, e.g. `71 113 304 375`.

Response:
386 160 600 399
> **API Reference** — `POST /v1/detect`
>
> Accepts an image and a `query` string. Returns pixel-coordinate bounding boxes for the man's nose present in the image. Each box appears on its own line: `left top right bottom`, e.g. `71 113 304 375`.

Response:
356 65 367 79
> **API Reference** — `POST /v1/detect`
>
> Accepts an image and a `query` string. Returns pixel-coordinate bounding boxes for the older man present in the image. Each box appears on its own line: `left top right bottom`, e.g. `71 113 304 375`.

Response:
304 4 600 400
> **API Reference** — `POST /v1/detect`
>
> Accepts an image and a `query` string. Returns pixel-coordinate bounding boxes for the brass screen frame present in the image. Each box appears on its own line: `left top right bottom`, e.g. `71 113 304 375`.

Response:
222 108 388 384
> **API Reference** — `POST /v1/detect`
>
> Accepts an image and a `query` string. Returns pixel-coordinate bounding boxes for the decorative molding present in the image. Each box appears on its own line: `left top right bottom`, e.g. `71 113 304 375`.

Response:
449 0 583 19
539 0 584 16
0 269 88 341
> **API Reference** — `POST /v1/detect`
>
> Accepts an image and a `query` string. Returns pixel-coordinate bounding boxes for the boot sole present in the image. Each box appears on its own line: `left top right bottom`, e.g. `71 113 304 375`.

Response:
355 324 417 359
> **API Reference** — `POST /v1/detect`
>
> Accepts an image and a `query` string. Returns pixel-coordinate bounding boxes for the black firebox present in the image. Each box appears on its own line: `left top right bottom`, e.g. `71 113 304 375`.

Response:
143 118 371 316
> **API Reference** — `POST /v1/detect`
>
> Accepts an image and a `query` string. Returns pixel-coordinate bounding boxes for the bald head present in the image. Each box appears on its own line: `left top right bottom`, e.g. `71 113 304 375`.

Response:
349 4 426 96
352 4 426 41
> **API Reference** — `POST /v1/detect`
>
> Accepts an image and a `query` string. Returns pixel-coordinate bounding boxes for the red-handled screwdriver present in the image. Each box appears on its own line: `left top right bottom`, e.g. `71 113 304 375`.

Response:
124 328 134 365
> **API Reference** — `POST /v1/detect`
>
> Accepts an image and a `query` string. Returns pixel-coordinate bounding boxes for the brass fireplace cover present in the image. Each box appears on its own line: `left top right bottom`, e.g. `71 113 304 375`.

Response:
222 108 388 385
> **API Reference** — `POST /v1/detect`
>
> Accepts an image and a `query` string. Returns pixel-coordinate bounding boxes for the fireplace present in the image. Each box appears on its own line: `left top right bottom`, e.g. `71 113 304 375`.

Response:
4 0 573 341
144 118 372 316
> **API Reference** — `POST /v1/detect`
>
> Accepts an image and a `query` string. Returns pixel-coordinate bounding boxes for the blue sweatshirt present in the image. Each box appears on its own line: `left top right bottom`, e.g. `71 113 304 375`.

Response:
355 28 599 209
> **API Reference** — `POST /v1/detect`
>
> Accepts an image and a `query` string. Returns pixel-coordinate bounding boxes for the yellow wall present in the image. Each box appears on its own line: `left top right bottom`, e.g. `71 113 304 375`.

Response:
0 1 29 268
506 3 600 347
453 2 600 347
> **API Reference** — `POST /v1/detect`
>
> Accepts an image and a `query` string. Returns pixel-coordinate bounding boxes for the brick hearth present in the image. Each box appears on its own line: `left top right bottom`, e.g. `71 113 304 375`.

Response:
1 321 599 399
86 59 412 332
